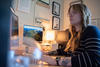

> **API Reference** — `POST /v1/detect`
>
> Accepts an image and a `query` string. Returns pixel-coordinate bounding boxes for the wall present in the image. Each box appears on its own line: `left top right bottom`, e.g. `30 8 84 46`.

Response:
12 0 64 47
84 0 100 29
14 0 64 28
35 0 64 30
84 0 100 19
13 0 35 47
14 0 35 26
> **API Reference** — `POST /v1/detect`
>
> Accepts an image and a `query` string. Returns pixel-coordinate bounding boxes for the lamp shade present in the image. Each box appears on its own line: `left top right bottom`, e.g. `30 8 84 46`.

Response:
45 31 55 41
55 30 69 43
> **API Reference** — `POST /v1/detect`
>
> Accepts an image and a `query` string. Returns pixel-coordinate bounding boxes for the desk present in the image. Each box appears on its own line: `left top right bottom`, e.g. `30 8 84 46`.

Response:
30 64 63 67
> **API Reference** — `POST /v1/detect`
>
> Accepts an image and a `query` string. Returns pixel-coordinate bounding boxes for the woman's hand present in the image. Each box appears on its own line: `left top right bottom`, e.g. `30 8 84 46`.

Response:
42 51 49 55
67 61 72 67
40 55 57 65
59 57 72 67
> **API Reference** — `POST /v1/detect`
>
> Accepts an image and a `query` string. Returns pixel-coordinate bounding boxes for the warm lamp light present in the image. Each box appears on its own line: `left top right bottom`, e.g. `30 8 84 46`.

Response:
45 31 55 41
42 30 56 52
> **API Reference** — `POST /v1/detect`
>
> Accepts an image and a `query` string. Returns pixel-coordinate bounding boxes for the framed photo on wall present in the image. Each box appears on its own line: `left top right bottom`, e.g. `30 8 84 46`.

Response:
52 16 60 30
38 0 50 5
10 12 19 47
52 1 60 16
91 19 97 26
35 18 42 25
17 0 31 13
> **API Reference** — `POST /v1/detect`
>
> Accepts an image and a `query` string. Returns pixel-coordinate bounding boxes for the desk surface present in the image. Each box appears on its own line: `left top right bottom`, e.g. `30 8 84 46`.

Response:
30 64 63 67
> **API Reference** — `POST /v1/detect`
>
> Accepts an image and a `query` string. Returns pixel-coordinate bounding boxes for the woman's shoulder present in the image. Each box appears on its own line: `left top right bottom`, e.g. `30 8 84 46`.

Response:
87 25 99 29
82 25 100 38
85 25 100 33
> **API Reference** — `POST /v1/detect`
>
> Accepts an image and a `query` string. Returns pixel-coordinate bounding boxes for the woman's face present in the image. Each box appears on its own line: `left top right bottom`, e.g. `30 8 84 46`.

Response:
69 7 82 25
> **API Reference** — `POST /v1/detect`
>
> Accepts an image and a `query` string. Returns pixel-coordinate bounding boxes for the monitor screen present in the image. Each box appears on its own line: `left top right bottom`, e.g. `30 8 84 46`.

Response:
23 25 43 41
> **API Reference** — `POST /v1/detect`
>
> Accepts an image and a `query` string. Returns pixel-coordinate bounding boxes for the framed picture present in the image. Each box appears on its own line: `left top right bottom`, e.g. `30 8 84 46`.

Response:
10 12 19 47
52 1 60 16
17 0 31 13
35 18 42 25
52 16 60 30
91 19 97 26
38 0 50 5
35 17 50 26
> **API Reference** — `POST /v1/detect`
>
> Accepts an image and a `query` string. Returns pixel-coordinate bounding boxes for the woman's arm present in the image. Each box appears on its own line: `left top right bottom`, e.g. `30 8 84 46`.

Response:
41 55 57 65
41 55 72 66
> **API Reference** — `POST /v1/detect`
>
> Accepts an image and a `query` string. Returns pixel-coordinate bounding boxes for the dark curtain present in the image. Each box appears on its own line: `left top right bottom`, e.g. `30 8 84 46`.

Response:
0 0 12 67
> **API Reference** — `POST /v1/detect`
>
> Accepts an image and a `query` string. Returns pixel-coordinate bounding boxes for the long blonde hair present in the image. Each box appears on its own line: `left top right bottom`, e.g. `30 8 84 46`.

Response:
64 4 91 52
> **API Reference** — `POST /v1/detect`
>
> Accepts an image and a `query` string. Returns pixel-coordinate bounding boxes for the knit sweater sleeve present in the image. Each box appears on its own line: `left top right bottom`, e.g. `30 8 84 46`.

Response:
71 26 100 67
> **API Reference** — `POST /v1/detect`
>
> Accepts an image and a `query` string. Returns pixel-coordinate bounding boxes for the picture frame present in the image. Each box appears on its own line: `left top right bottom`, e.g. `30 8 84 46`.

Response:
52 1 60 16
38 0 50 5
10 12 19 47
35 17 50 26
35 18 42 25
52 16 60 30
17 0 31 13
91 19 97 26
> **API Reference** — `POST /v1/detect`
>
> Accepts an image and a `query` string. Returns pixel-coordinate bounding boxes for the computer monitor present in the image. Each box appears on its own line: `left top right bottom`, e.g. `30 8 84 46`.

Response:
23 25 43 42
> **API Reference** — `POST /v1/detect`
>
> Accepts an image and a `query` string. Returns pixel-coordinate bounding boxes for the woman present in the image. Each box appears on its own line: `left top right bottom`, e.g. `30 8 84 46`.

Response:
41 3 100 67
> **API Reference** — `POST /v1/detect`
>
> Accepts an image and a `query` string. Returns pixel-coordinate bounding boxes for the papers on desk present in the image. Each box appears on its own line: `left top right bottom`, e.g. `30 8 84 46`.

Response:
33 48 42 60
